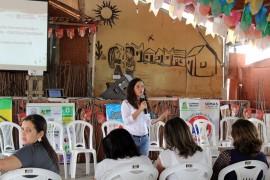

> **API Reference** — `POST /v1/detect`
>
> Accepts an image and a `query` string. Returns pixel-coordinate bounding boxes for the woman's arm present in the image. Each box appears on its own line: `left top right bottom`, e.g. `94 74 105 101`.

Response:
0 155 22 172
151 109 169 125
156 157 165 177
132 101 146 120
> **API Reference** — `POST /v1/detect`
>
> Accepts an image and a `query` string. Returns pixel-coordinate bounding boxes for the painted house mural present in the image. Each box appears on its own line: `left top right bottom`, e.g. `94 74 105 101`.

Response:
107 43 219 78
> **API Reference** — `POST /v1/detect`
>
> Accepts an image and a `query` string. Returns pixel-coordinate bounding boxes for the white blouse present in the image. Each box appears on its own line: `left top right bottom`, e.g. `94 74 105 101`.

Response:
121 100 152 136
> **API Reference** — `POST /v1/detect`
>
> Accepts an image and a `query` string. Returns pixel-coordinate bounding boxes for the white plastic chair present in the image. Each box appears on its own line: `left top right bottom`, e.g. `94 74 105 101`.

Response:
101 164 158 180
101 120 124 138
219 117 238 147
149 121 165 152
67 120 97 178
218 160 268 180
193 119 218 166
248 118 270 152
193 119 217 146
0 167 62 180
0 121 22 156
265 168 270 180
159 163 212 180
46 120 68 179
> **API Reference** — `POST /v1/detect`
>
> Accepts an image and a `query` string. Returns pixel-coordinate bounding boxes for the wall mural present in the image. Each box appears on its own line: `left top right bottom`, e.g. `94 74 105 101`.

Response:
107 43 219 78
93 1 121 28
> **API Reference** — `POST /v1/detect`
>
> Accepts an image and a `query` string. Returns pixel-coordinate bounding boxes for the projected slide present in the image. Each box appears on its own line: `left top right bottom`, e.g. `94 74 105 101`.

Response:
0 0 48 71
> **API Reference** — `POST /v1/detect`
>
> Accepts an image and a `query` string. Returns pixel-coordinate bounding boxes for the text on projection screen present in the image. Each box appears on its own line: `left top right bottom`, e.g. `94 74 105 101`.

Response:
0 0 48 71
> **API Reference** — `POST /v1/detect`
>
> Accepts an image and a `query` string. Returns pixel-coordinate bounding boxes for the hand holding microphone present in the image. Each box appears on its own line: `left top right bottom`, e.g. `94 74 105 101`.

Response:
140 94 148 114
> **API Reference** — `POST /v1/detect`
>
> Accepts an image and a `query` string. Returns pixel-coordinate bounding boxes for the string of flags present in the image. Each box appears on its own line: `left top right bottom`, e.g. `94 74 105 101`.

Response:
134 0 270 50
48 24 96 39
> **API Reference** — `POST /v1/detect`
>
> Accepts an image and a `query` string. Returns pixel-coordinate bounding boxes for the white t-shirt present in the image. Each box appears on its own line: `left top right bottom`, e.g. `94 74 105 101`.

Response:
159 149 208 180
95 155 153 180
121 100 152 136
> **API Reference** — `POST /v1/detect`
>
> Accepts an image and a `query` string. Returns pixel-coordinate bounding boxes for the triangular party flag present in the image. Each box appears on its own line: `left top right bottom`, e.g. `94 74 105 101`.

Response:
250 0 263 15
199 4 211 16
205 21 215 37
255 5 267 24
240 3 252 30
226 29 236 44
234 24 246 44
226 0 234 3
149 1 159 16
153 0 163 9
256 16 267 32
67 28 75 39
134 0 139 5
89 24 97 34
55 29 63 39
48 28 52 38
78 27 86 37
169 2 177 19
211 0 222 17
194 3 207 26
262 24 270 37
223 10 241 27
174 3 185 21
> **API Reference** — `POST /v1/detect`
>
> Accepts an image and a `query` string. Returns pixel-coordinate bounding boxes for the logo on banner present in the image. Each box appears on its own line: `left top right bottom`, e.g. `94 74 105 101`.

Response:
188 113 213 139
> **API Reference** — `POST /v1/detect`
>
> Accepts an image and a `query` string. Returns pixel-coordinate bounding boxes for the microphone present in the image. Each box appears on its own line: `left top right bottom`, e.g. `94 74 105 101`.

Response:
140 94 148 114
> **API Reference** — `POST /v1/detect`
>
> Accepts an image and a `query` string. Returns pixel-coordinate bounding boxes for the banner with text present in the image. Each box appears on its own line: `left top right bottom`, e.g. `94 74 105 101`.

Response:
105 104 123 123
179 99 220 138
26 103 75 163
0 98 12 122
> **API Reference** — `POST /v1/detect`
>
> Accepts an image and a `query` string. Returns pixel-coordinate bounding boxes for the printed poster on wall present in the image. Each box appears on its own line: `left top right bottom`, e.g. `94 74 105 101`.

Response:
105 104 123 123
26 103 75 163
179 99 220 138
0 98 12 122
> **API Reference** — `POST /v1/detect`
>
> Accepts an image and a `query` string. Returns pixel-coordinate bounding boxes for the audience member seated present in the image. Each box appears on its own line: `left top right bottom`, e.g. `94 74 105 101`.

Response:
0 114 59 174
156 117 208 180
211 119 269 180
95 128 153 180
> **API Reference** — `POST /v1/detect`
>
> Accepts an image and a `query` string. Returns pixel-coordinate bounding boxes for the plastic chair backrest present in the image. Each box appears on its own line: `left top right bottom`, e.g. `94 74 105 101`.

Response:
46 121 64 151
149 121 165 148
265 168 270 180
67 120 93 150
0 167 62 180
101 164 158 180
219 117 238 141
248 118 268 143
218 160 268 180
159 163 212 180
0 121 22 155
193 119 217 146
101 120 124 138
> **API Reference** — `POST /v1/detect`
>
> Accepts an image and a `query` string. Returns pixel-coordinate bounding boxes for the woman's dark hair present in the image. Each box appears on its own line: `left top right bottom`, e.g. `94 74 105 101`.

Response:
126 78 150 112
232 119 262 156
23 114 60 171
164 117 202 158
102 128 140 159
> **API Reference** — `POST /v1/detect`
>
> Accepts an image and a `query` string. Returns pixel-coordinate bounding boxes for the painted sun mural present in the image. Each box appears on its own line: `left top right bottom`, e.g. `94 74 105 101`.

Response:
93 1 121 28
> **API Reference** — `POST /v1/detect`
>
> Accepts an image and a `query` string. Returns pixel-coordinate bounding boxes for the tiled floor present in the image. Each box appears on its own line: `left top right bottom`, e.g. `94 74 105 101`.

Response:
60 155 270 179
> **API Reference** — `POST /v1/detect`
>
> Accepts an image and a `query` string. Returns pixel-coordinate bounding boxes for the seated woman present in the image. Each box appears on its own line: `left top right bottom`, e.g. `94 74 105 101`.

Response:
0 114 59 174
95 128 153 180
211 119 269 180
156 117 208 180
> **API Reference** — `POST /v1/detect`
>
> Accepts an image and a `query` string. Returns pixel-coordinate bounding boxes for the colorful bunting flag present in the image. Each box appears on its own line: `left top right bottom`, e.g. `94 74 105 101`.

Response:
239 4 252 30
55 29 63 39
